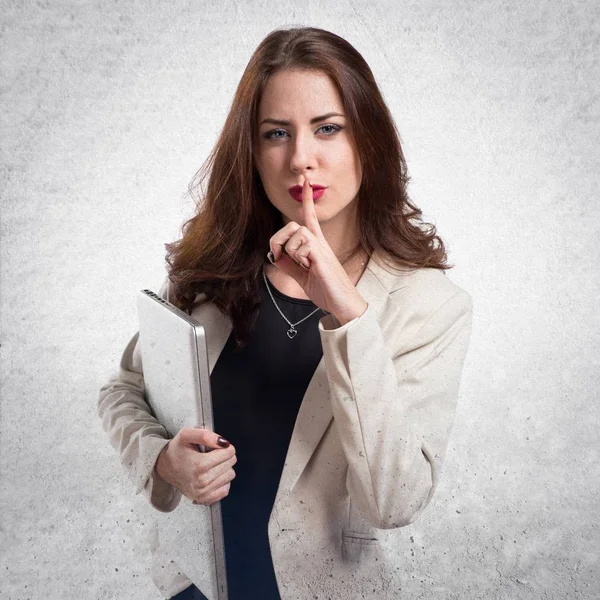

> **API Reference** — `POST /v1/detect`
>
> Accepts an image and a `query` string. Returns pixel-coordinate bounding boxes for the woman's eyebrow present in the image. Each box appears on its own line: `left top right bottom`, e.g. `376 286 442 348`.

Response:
259 112 345 126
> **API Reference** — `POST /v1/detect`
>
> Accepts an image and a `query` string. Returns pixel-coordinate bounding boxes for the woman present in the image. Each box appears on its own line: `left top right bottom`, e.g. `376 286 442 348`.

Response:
98 26 473 600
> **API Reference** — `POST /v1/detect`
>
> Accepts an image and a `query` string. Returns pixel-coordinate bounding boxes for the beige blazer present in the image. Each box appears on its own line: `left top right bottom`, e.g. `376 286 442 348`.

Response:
98 253 473 599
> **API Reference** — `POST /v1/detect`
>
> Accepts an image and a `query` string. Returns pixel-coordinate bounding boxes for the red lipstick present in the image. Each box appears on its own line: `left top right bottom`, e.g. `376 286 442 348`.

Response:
288 184 326 202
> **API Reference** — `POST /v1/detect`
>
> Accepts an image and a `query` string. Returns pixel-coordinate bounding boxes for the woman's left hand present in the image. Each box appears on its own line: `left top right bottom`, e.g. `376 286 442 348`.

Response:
267 176 369 326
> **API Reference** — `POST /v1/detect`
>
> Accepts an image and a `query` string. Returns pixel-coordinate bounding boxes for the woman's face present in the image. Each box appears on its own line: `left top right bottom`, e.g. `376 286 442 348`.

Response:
254 69 362 228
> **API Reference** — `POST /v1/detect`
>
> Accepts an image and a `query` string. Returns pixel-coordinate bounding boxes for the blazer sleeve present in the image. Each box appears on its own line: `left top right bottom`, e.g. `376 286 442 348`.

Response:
317 287 473 529
97 277 182 513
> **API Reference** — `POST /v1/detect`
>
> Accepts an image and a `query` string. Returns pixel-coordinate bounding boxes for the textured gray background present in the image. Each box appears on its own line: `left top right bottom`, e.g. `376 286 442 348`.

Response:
1 1 599 599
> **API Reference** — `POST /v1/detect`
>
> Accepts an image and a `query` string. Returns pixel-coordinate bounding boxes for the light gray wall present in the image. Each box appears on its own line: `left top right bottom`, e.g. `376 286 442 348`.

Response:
1 1 598 599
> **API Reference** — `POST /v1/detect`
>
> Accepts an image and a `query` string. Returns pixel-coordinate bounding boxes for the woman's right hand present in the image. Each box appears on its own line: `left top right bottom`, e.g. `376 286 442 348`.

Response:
154 428 237 506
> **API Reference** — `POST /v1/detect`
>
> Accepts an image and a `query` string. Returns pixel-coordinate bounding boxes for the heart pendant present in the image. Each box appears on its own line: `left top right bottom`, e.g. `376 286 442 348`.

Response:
287 328 297 339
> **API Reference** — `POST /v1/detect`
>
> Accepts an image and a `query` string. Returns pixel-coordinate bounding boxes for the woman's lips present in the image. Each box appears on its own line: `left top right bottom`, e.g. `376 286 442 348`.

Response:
288 187 326 202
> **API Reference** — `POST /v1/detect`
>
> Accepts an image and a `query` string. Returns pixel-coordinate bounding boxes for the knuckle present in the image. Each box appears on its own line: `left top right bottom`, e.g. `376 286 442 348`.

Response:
194 464 207 479
197 473 211 488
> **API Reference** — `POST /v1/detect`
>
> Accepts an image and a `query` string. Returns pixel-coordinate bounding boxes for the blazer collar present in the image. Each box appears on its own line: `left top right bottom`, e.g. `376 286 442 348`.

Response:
189 253 407 512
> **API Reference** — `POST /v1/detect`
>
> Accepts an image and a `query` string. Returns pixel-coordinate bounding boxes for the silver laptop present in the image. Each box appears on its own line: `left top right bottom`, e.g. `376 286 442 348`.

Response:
137 289 228 600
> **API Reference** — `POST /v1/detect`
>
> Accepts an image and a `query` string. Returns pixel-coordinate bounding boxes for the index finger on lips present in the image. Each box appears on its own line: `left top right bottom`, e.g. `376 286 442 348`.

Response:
302 176 321 237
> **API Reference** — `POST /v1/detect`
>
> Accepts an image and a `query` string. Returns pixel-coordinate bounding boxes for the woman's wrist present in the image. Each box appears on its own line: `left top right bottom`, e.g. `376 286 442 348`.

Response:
154 440 172 482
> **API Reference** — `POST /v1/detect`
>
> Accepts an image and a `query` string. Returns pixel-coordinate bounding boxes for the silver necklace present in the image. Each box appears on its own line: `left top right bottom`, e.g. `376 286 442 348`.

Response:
262 255 367 339
262 269 324 338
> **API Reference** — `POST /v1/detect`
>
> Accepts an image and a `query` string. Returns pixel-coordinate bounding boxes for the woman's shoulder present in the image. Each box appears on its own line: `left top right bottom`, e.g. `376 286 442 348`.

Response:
368 255 472 317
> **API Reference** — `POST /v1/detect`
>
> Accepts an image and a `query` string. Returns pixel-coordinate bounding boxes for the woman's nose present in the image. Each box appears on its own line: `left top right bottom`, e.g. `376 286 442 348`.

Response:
289 133 317 173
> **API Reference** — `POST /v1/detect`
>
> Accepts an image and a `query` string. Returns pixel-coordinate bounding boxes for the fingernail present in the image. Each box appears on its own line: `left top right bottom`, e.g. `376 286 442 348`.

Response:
217 436 230 447
267 250 275 264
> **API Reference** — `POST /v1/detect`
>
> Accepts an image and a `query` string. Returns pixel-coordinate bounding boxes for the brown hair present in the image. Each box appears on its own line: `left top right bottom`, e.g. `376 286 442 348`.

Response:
165 26 451 351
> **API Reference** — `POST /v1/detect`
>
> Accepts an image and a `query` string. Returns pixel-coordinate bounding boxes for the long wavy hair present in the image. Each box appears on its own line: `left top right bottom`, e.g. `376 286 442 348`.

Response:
165 26 451 351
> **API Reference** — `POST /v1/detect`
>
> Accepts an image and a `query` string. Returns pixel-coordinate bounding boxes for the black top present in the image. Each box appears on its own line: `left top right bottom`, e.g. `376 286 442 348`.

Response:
210 270 325 600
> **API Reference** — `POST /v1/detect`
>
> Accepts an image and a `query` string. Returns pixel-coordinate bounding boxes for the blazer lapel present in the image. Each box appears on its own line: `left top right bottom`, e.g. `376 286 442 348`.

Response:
273 260 393 512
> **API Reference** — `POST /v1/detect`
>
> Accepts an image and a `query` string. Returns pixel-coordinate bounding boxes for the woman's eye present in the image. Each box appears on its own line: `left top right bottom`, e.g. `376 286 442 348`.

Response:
262 124 343 140
318 124 342 135
263 129 288 140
